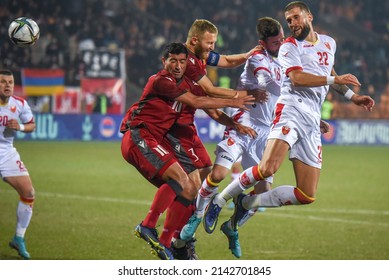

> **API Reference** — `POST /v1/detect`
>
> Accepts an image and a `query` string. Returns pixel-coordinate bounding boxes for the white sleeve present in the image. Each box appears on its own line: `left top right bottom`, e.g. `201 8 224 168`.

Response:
249 55 278 92
19 101 34 123
278 41 303 76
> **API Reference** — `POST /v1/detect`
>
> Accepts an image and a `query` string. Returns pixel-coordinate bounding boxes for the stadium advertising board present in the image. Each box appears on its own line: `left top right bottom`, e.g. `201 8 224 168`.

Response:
14 114 389 145
194 117 389 145
15 114 123 141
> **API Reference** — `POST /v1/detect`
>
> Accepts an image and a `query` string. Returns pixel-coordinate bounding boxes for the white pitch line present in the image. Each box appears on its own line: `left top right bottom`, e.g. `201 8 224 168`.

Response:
1 189 389 228
0 189 151 206
277 206 389 216
262 212 389 228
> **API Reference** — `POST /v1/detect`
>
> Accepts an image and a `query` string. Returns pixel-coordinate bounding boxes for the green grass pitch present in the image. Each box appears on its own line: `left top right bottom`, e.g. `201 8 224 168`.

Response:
0 141 388 260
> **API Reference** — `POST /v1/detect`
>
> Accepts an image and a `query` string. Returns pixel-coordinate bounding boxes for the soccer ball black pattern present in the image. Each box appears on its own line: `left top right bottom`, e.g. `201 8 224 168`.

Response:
8 17 40 47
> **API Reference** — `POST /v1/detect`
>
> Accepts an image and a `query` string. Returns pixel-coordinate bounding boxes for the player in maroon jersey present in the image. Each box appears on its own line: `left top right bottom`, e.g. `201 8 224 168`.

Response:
120 42 255 260
160 19 268 258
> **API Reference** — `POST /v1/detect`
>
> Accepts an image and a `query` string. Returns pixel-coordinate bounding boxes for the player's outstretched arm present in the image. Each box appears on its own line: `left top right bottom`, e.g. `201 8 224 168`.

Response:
197 75 248 99
204 109 257 138
7 119 36 132
350 94 375 112
330 69 375 112
218 45 263 68
176 91 255 111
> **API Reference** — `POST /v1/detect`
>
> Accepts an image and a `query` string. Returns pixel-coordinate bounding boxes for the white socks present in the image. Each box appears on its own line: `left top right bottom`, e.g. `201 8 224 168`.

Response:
16 201 33 237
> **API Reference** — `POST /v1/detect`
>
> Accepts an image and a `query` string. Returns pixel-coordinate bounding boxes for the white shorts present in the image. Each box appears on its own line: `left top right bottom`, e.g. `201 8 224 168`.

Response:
0 147 29 178
268 103 322 169
215 121 273 183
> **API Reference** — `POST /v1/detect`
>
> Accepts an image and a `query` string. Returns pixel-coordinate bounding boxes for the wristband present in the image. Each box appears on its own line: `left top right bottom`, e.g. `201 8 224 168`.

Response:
19 124 25 131
344 89 355 100
326 76 335 85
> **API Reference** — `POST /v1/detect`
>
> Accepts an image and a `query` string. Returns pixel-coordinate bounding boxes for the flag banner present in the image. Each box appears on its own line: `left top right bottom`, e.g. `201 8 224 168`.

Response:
53 87 82 114
22 68 65 96
81 78 125 114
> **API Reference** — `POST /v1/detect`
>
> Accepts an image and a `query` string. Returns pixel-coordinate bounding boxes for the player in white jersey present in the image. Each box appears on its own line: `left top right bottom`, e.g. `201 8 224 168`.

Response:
0 70 36 259
180 17 284 258
203 1 375 250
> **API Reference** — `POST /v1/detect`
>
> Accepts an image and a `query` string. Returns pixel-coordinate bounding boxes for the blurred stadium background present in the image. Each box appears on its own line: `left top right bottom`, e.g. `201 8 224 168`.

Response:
0 0 388 118
0 0 388 261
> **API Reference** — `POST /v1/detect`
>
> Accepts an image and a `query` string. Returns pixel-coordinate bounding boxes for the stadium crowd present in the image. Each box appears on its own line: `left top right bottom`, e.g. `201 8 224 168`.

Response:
0 0 388 117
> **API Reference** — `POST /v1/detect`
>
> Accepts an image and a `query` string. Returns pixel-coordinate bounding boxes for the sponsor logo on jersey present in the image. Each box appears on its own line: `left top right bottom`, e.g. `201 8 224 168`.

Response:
10 106 16 113
165 77 173 82
282 52 289 57
303 44 314 48
282 126 291 135
227 137 235 146
189 58 195 65
324 42 331 50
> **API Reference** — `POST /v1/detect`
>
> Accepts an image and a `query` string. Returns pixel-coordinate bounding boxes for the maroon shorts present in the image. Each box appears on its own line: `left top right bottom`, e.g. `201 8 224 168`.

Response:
121 128 177 187
164 124 212 174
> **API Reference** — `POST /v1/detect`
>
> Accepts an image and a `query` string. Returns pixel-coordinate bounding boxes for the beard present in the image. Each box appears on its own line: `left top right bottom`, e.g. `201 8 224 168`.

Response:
294 24 311 41
267 49 278 57
194 44 207 59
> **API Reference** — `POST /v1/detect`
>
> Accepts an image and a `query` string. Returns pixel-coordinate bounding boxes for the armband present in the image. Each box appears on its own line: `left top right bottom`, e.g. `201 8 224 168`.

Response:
344 89 355 100
326 76 335 85
19 124 25 131
206 51 220 66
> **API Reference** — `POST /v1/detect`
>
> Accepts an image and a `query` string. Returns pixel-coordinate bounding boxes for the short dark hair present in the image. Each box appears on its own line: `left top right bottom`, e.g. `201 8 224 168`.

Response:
257 17 282 41
284 1 311 14
162 43 188 59
0 69 13 76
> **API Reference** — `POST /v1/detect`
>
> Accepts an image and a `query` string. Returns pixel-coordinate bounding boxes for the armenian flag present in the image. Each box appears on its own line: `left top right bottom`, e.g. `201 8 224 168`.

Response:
22 68 65 96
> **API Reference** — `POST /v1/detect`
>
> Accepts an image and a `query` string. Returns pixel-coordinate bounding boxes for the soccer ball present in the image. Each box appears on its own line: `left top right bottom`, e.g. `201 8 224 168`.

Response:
8 17 40 47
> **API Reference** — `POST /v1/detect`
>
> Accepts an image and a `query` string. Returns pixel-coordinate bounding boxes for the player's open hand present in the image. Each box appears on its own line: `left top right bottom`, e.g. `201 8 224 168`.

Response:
232 123 257 138
320 119 330 134
335 74 361 87
232 95 255 110
351 94 375 112
245 45 263 59
248 89 269 103
6 119 21 131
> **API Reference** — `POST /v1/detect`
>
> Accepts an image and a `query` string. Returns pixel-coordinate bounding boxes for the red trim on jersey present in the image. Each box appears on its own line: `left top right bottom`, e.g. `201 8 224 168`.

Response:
12 95 26 106
232 110 244 122
252 50 266 57
254 66 271 76
224 110 245 136
272 103 285 127
285 66 303 77
25 118 35 124
283 36 297 46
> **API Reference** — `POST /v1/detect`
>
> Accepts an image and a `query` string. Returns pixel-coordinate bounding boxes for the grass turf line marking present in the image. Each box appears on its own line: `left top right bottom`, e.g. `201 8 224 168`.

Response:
1 189 388 227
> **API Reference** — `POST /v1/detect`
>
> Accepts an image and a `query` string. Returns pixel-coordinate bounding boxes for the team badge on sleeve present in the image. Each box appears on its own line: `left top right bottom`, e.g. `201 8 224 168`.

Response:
282 126 291 135
227 138 235 146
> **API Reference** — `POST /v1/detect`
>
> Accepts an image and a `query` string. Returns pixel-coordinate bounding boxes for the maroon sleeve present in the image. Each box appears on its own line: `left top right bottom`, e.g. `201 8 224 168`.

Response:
153 75 187 99
185 54 206 82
